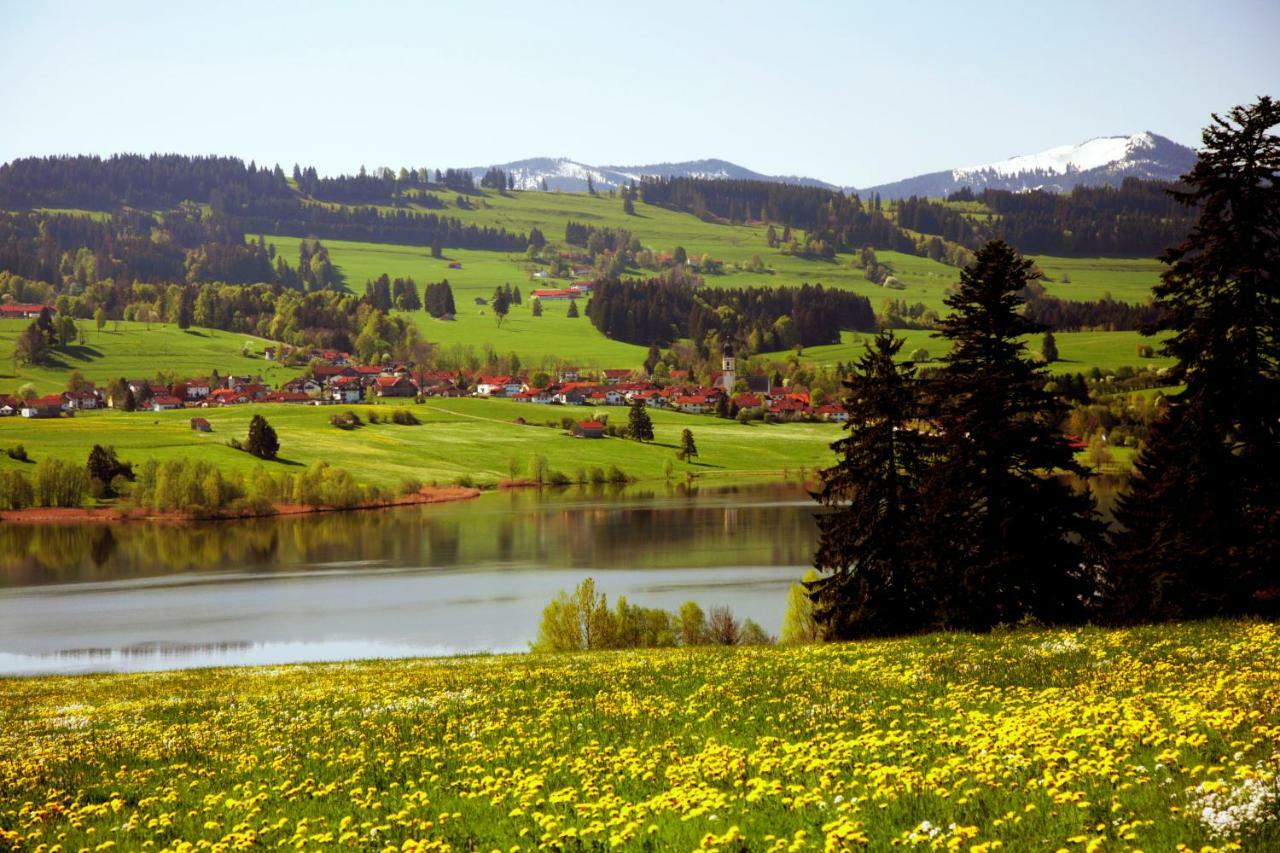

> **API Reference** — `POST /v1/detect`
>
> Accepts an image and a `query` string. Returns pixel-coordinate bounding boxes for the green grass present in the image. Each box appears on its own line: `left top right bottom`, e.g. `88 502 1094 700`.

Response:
0 397 836 488
2 620 1277 850
793 328 1176 374
1031 255 1164 303
0 320 300 396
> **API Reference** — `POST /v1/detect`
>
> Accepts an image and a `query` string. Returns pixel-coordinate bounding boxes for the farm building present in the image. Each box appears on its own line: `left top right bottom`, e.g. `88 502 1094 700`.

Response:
574 421 606 439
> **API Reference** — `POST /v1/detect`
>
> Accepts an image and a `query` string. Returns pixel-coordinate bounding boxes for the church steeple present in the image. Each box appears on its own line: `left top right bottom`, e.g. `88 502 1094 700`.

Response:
720 342 736 392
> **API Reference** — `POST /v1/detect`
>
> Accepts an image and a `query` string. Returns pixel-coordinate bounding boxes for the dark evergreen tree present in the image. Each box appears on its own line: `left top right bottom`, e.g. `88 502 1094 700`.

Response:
643 343 661 375
491 287 511 326
246 414 279 460
810 330 938 638
1041 330 1059 363
678 429 698 461
531 298 543 317
628 399 654 442
928 240 1101 630
1108 98 1280 621
566 300 579 318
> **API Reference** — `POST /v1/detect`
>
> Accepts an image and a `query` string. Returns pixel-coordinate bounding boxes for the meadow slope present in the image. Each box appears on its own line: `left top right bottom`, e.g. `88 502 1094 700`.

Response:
0 398 836 488
1 621 1277 849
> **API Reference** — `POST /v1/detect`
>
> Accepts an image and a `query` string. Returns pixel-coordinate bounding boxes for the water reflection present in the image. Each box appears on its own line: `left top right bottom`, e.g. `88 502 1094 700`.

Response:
0 484 820 675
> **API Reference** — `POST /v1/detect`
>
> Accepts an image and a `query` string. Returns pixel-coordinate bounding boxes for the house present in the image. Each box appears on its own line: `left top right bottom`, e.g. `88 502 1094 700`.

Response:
0 303 52 320
531 288 577 300
475 375 522 397
574 420 606 439
264 391 313 404
633 389 670 408
558 367 581 383
184 379 212 400
21 395 65 418
151 395 183 411
816 404 849 423
554 382 600 405
448 261 463 269
204 388 249 406
283 377 323 397
263 346 277 361
190 417 212 432
330 376 363 404
601 369 632 384
375 375 418 397
733 392 763 410
313 366 359 387
62 390 100 410
673 395 711 415
531 270 549 279
0 395 18 416
769 398 811 420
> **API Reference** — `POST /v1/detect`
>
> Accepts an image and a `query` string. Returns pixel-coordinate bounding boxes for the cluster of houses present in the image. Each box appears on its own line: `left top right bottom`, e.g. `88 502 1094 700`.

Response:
2 346 847 423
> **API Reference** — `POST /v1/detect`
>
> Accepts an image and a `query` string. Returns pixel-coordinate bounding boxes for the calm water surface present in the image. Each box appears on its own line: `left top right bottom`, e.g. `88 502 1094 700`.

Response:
0 483 822 675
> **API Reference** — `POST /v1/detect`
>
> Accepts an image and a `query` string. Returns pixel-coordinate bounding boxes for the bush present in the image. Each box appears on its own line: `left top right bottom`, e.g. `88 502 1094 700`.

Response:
6 445 29 462
454 474 475 488
32 458 90 508
910 348 930 362
331 410 364 430
547 470 572 486
589 467 606 485
0 470 34 510
607 465 628 484
399 478 424 496
391 409 420 425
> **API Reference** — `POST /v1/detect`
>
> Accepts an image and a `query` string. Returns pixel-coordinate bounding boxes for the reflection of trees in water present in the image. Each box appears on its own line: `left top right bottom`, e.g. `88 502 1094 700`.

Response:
0 484 832 586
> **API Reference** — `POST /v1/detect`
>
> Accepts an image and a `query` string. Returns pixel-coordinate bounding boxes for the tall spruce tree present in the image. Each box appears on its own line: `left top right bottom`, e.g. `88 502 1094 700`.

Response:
929 240 1100 630
810 329 937 638
1109 98 1280 621
628 398 654 442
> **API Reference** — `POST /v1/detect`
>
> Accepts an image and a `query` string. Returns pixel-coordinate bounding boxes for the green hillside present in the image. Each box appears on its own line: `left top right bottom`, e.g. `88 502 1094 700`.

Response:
0 397 835 488
0 320 299 396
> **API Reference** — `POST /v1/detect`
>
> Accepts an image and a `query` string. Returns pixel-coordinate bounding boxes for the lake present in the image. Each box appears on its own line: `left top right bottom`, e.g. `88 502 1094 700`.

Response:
0 482 822 675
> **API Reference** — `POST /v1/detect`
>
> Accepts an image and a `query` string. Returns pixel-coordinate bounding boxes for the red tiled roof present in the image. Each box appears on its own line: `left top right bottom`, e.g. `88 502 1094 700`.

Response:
578 421 605 429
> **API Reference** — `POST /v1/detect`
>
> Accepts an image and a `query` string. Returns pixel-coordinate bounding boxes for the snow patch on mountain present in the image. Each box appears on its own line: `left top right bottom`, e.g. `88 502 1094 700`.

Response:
952 133 1159 181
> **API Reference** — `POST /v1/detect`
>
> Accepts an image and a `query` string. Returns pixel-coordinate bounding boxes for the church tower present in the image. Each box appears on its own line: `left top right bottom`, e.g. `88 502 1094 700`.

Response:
720 342 736 392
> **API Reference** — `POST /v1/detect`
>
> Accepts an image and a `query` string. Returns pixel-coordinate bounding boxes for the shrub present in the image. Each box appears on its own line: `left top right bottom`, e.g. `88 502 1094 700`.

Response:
6 445 28 462
331 410 364 430
454 474 475 488
547 470 572 486
399 478 423 496
607 465 628 484
391 409 420 425
910 348 930 362
32 458 90 508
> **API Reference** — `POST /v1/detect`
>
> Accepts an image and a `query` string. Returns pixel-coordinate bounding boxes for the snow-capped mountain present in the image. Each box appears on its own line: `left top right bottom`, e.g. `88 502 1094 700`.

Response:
466 157 839 192
862 132 1196 199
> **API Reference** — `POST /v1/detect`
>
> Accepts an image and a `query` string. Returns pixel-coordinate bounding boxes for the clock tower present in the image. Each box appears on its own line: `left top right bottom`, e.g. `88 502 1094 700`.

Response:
720 342 736 392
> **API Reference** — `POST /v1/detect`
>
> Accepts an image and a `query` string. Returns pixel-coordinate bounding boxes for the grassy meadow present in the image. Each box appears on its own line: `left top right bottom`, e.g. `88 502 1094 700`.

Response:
0 320 299 396
256 189 1167 373
2 620 1277 850
0 397 836 489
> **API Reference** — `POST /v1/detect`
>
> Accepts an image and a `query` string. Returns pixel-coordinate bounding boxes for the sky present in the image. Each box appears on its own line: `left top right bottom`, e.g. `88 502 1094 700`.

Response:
2 0 1277 188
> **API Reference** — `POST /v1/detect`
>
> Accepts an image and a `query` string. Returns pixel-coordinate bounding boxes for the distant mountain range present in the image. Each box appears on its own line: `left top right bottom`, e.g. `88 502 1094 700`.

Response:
465 157 840 192
860 132 1198 199
466 132 1196 198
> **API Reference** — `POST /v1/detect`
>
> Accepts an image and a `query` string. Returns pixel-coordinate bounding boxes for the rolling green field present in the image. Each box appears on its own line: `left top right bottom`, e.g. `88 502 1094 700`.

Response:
0 320 299 396
3 620 1277 850
0 397 836 488
793 328 1175 374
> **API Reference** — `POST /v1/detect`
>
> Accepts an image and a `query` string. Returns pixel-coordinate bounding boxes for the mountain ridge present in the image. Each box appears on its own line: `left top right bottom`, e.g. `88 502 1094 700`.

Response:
463 132 1195 198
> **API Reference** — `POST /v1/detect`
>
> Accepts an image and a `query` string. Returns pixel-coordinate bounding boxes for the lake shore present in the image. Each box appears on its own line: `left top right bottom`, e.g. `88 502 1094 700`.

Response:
0 484 482 526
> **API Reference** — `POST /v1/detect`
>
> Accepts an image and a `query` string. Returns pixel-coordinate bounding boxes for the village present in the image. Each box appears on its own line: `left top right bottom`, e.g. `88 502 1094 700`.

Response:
2 340 849 424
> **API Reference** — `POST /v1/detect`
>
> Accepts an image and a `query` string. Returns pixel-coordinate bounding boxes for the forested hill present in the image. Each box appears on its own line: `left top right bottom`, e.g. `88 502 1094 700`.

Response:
639 175 1196 258
0 155 528 252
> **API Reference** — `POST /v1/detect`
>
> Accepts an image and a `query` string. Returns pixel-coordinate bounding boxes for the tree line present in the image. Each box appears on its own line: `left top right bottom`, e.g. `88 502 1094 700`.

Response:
810 99 1278 637
585 277 876 351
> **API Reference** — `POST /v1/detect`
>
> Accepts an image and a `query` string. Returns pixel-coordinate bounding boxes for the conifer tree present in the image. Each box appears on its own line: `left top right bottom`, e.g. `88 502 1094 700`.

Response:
246 414 280 460
810 330 938 638
566 300 579 318
1109 98 1280 621
628 399 654 442
678 429 698 461
928 241 1100 630
1041 330 1058 363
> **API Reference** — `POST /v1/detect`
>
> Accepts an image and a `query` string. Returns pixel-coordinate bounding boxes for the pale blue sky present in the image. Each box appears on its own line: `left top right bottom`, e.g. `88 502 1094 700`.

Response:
2 0 1277 187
